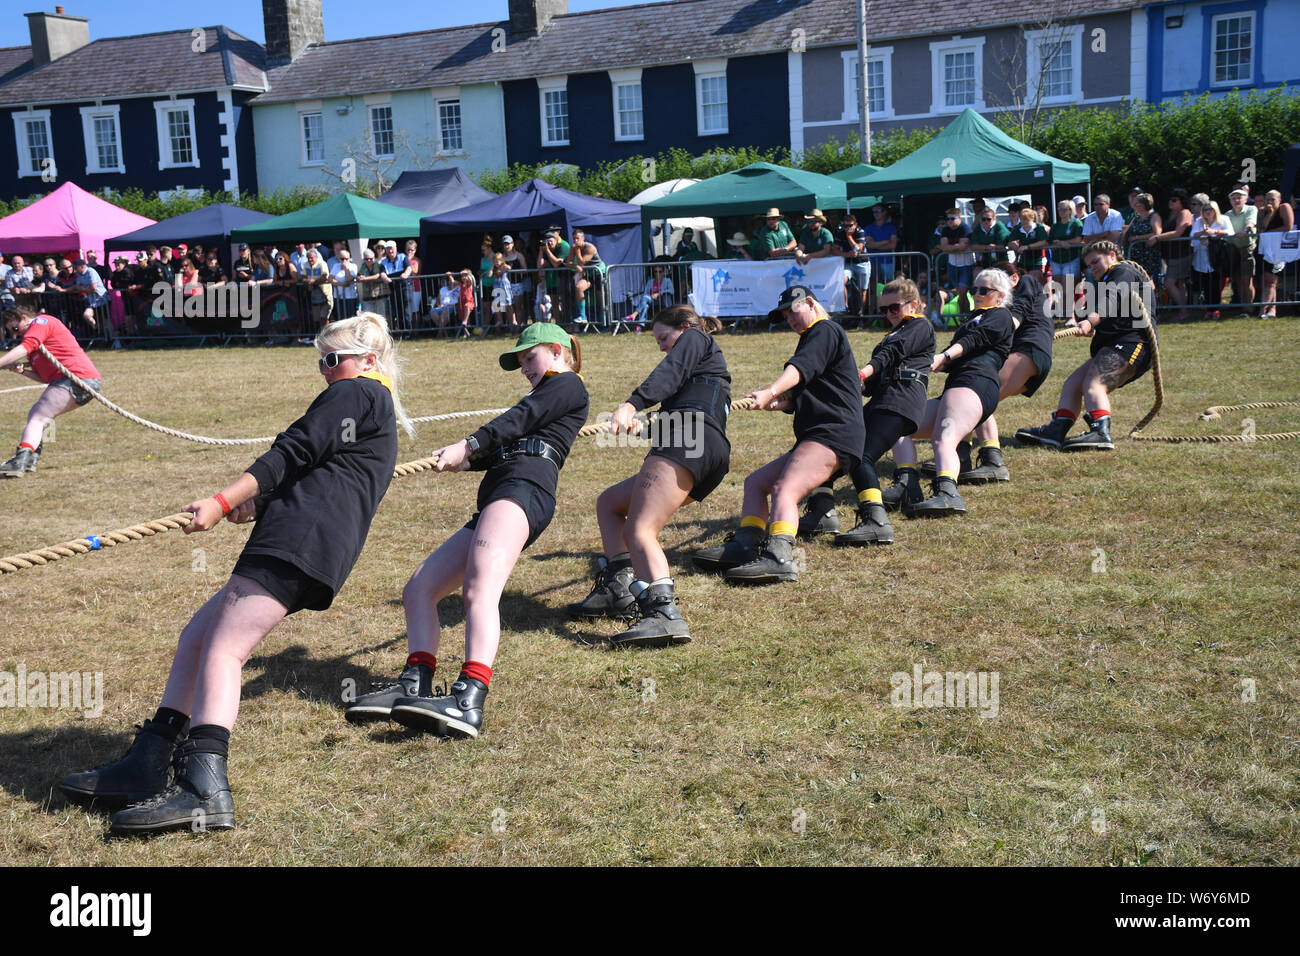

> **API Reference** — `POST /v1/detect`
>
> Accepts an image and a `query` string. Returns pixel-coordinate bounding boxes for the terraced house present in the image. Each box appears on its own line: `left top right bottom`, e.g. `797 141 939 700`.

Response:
0 7 265 202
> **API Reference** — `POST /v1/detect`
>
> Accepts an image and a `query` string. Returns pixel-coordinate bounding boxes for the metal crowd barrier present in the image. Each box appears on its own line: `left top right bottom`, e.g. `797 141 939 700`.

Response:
1118 233 1300 318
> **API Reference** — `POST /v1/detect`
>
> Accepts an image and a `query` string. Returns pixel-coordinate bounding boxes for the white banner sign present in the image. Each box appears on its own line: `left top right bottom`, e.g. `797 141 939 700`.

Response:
688 257 847 317
1259 230 1300 266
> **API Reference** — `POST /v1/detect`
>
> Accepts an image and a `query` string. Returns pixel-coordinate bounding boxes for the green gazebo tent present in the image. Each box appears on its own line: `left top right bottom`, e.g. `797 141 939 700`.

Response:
843 109 1090 199
229 192 425 245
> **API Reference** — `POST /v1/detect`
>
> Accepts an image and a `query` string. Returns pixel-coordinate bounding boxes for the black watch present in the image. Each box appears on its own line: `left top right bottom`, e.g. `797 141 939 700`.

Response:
465 435 480 456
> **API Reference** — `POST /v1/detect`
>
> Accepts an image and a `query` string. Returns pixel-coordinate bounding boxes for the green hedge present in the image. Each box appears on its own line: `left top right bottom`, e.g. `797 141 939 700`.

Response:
0 184 332 221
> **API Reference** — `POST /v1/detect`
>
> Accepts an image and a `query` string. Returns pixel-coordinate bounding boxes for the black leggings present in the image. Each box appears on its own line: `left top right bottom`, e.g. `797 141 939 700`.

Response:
851 408 916 494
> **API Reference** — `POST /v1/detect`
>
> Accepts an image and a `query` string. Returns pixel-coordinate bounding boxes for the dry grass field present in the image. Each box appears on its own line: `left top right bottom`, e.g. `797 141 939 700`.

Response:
1 316 1297 866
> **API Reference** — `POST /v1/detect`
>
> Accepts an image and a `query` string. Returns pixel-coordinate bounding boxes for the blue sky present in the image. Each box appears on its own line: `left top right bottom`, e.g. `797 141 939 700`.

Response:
0 0 665 44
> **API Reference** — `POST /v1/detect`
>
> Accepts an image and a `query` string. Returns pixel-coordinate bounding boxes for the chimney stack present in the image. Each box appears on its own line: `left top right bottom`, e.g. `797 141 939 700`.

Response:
508 0 568 39
25 8 91 68
262 0 324 67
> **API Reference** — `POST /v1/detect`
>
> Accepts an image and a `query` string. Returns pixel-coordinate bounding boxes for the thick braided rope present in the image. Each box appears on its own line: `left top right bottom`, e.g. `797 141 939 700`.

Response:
1052 267 1296 443
575 395 758 438
36 346 508 443
1 396 767 575
37 345 276 445
0 383 45 394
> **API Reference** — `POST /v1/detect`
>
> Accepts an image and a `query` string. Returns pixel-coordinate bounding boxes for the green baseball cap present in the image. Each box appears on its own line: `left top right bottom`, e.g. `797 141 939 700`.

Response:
499 323 574 370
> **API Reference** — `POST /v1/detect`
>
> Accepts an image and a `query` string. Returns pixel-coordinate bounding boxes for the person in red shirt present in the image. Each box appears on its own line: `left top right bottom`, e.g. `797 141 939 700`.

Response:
0 297 103 476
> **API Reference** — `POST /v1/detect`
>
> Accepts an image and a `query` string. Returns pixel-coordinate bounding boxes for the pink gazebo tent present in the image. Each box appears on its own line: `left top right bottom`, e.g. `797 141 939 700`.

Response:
0 182 155 260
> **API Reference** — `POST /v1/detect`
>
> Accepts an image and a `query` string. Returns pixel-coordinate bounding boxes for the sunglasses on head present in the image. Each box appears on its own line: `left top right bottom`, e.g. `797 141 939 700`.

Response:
318 348 370 370
971 286 996 296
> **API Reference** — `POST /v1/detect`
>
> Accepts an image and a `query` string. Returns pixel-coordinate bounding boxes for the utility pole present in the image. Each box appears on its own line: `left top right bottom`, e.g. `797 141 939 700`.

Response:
857 0 871 163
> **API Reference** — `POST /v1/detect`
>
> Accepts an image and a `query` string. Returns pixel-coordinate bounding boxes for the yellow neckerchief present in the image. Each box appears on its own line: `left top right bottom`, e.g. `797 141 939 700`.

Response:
797 302 830 335
356 370 393 393
884 314 922 337
544 368 585 382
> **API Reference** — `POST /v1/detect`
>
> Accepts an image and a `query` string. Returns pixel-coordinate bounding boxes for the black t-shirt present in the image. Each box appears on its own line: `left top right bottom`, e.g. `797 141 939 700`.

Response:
784 318 866 463
627 327 731 427
243 376 398 602
1010 272 1053 355
835 225 867 261
944 306 1015 391
865 316 935 430
1087 261 1157 356
468 370 590 499
109 266 136 292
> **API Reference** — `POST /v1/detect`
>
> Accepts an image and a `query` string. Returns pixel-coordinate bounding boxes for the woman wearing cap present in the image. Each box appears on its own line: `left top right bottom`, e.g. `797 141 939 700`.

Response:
569 305 730 646
886 269 1015 517
348 324 589 739
674 228 699 258
694 286 864 585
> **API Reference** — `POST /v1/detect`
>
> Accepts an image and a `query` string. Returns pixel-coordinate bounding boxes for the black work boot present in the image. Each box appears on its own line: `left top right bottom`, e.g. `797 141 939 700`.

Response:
960 444 1010 484
391 676 488 739
344 661 436 723
725 533 799 585
693 524 766 573
611 581 691 648
1062 412 1115 452
882 468 923 512
834 501 894 546
1016 415 1075 449
797 490 840 538
0 445 35 478
905 476 967 518
59 721 182 811
109 741 235 835
566 555 636 620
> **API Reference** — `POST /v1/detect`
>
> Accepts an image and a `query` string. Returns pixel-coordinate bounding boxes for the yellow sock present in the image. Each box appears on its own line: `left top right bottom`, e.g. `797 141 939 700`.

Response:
769 520 797 538
858 488 883 504
896 463 918 472
740 515 766 530
937 470 958 481
978 439 999 450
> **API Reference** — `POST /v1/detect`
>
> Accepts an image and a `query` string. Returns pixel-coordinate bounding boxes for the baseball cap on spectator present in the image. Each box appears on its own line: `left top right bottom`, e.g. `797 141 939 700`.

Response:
502 235 514 244
177 243 187 252
1229 187 1249 197
238 243 249 251
1071 195 1086 205
777 284 813 309
384 240 397 249
73 258 86 267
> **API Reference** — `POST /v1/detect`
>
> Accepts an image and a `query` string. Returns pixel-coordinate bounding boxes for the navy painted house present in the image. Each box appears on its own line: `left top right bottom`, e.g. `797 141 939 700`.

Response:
0 10 265 203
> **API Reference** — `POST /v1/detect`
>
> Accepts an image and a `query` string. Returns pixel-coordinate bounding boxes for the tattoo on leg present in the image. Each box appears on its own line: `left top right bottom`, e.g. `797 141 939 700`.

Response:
1093 351 1130 391
474 537 491 549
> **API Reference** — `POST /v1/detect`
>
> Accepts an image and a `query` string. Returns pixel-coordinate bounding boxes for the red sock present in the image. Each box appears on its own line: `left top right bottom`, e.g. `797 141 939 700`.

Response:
1090 409 1110 419
460 660 492 687
18 442 36 451
1054 408 1077 422
407 651 436 671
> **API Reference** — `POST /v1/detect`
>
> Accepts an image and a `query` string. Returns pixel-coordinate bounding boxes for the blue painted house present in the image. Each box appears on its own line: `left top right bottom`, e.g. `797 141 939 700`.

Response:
1145 0 1300 101
0 9 265 203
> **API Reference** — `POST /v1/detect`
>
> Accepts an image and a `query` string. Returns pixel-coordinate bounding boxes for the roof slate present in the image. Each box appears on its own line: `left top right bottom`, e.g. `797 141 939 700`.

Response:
0 28 265 106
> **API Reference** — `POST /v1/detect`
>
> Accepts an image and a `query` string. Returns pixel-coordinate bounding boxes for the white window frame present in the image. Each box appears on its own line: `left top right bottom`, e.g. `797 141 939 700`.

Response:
367 104 395 159
436 97 464 154
79 104 124 175
538 75 570 147
1025 25 1084 105
1210 10 1255 87
153 99 199 170
929 37 986 114
12 108 53 178
298 107 324 167
609 67 644 142
840 47 894 121
693 58 729 136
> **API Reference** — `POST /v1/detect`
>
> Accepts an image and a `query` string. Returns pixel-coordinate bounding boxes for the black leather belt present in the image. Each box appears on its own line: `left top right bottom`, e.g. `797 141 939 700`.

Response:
887 368 929 386
492 437 563 468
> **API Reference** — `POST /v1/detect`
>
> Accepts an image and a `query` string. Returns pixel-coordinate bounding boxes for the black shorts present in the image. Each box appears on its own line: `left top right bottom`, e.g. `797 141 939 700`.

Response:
231 553 333 615
1012 344 1053 398
943 371 1000 425
465 478 556 551
1092 339 1152 391
648 421 730 502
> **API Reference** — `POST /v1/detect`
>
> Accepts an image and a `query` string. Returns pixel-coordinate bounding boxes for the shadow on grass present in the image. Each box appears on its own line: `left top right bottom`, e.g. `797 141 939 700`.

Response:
0 725 138 811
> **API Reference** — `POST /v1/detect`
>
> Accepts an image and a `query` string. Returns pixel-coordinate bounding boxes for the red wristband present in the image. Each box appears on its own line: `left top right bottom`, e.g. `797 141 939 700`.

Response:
213 492 232 516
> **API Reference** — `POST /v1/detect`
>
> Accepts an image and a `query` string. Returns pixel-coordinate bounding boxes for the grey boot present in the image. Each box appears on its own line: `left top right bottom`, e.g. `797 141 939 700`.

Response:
566 555 636 620
612 580 691 648
1016 415 1075 449
797 490 840 538
905 476 967 518
0 445 35 477
882 467 923 512
110 742 235 835
833 501 894 546
1061 412 1115 451
725 533 799 585
960 444 1010 483
693 524 766 573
